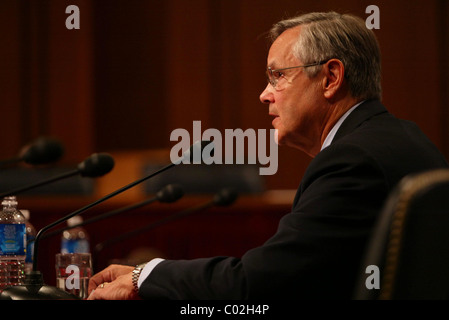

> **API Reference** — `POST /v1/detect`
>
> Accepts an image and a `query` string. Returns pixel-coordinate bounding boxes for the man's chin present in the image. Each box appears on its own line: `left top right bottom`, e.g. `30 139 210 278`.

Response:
274 130 292 147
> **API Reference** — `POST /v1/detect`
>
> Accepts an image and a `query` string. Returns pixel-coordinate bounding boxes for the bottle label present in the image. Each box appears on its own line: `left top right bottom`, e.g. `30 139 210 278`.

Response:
0 224 26 256
61 239 90 254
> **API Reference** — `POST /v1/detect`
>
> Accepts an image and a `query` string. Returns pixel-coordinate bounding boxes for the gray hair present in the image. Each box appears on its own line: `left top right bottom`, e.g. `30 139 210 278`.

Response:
269 12 382 100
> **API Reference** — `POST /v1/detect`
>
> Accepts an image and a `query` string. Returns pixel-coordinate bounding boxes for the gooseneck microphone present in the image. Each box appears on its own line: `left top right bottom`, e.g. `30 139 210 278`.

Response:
0 136 64 168
19 137 65 166
0 141 213 300
33 141 212 271
0 153 115 198
34 141 211 266
0 141 212 300
39 184 185 241
94 188 238 253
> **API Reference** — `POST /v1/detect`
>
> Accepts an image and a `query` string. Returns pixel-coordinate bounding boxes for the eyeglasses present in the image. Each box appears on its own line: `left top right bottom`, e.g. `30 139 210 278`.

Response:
266 59 329 89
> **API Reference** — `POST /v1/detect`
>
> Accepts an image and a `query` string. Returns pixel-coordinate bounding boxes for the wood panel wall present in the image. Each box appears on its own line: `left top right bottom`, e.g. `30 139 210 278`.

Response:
1 0 448 191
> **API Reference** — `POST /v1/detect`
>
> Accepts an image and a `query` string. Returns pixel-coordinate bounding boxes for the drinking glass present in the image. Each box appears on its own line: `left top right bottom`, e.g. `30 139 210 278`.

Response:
55 253 92 299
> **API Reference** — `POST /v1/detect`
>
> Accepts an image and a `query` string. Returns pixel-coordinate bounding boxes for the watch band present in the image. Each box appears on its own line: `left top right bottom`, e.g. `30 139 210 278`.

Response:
132 263 147 292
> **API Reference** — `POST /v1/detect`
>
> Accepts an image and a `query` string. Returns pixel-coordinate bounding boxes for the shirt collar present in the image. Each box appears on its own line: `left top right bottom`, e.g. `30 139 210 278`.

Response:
320 101 365 151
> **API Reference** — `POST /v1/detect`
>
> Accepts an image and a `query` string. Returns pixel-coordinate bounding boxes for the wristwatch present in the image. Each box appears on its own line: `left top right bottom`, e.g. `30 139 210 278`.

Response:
132 263 147 292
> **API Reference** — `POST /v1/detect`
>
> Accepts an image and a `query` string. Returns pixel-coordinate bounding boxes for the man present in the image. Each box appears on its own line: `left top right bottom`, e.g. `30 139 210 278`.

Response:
87 12 448 300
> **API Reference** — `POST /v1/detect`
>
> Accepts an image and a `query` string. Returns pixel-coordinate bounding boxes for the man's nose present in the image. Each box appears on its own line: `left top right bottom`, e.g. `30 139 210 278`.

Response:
259 84 274 104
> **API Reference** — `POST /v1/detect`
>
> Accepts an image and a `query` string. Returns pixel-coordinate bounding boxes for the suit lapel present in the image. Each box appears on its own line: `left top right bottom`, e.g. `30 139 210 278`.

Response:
332 99 388 144
292 99 388 209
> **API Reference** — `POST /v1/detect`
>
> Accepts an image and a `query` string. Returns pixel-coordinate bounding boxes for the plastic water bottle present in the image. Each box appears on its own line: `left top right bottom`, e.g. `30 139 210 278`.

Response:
0 196 26 291
61 216 90 253
20 209 36 274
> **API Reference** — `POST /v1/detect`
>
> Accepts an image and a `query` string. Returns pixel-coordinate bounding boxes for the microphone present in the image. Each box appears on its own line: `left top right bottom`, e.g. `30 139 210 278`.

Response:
0 153 115 198
39 184 185 241
94 188 238 253
0 141 213 300
0 136 64 168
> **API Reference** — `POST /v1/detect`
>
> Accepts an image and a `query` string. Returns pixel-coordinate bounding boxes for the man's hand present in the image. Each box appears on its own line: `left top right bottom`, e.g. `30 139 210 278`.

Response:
87 264 140 300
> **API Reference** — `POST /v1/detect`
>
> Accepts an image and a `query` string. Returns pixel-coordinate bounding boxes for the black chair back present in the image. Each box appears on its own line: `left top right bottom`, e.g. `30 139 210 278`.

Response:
354 169 449 299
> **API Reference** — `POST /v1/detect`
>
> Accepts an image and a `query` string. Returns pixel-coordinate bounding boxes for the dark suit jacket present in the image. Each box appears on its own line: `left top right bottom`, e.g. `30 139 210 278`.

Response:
139 99 448 299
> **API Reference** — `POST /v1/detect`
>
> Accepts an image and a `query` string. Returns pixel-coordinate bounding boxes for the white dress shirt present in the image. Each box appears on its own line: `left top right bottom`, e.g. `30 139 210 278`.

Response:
320 101 364 151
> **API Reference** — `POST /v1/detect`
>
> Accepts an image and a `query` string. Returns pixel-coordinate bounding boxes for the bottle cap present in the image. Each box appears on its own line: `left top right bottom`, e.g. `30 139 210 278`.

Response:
2 195 18 207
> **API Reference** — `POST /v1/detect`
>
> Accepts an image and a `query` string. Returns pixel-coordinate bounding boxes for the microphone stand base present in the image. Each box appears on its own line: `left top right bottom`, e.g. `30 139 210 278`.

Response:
0 271 80 300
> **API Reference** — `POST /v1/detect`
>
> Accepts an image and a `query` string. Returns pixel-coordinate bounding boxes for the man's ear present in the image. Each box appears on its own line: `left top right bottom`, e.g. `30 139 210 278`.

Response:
322 59 345 99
